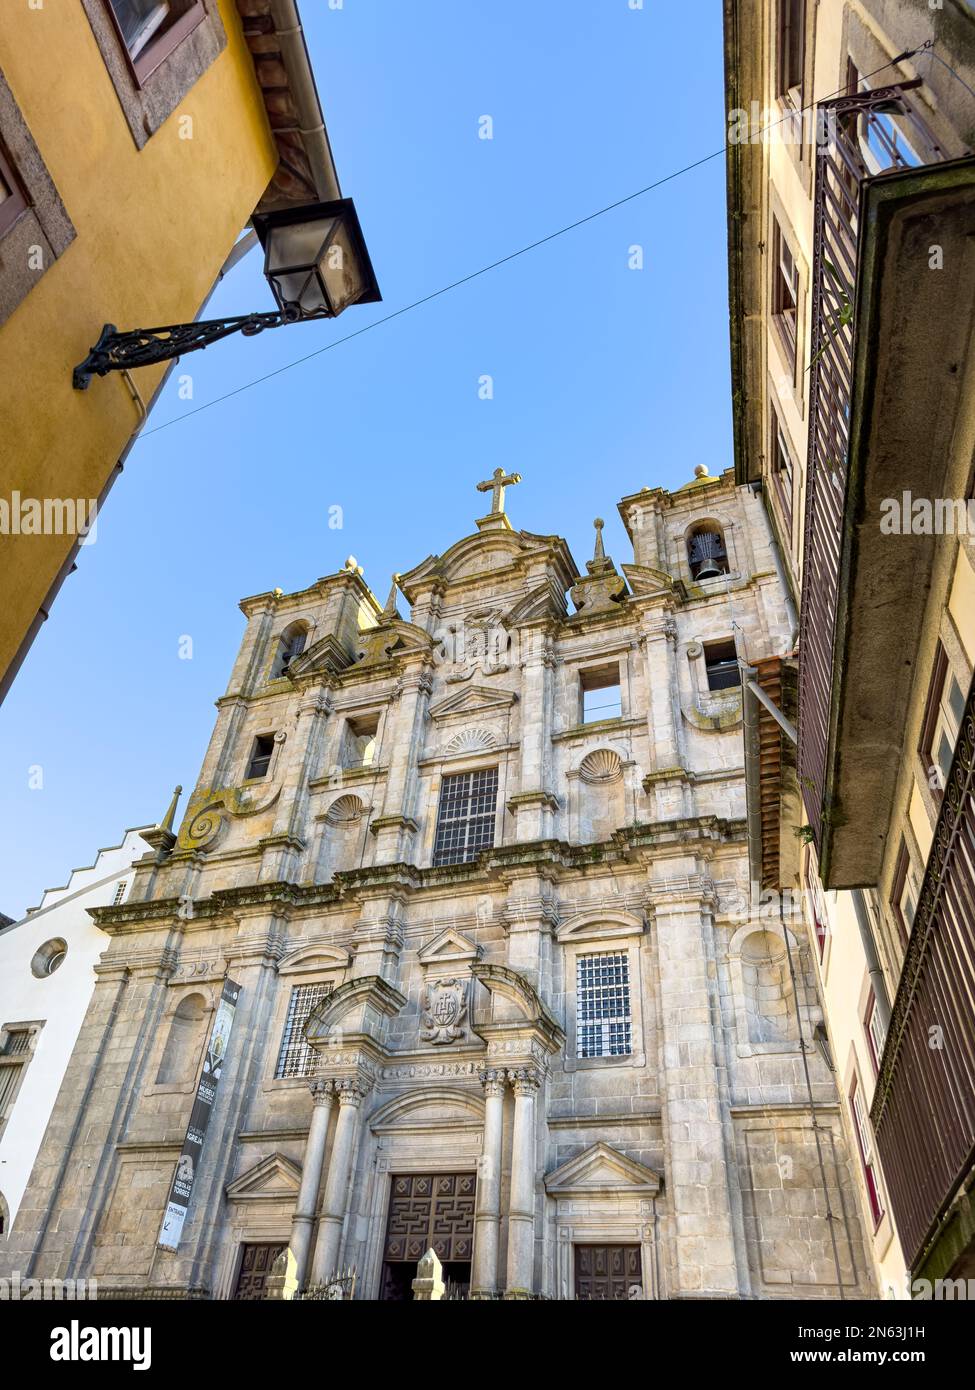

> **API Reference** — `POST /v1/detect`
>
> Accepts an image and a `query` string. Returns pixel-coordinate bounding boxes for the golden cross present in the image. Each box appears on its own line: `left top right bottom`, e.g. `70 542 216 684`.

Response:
476 467 522 515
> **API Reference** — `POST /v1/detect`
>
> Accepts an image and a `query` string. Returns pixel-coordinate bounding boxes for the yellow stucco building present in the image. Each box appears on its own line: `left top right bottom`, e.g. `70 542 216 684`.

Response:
0 0 348 700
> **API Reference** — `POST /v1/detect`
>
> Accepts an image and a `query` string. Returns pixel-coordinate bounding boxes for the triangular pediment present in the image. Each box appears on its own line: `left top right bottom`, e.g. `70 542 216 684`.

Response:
428 684 519 722
226 1152 303 1204
417 926 481 969
544 1142 661 1197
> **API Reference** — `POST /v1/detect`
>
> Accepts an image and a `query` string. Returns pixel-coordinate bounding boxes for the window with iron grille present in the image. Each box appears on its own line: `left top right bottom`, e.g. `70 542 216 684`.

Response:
576 952 632 1059
432 768 498 867
0 1027 35 1138
274 983 332 1079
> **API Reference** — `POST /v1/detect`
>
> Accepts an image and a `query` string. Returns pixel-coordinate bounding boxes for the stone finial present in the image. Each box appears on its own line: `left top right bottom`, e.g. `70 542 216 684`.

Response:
592 517 606 564
411 1248 445 1301
381 574 402 623
159 785 182 834
140 784 182 860
694 465 709 478
343 555 364 575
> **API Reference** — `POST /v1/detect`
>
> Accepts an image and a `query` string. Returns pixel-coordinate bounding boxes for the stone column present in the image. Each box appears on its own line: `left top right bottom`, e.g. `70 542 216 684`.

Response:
651 876 741 1298
261 692 332 883
641 614 691 820
309 1078 368 1284
373 664 432 862
289 1079 336 1291
505 1065 541 1298
471 1067 507 1297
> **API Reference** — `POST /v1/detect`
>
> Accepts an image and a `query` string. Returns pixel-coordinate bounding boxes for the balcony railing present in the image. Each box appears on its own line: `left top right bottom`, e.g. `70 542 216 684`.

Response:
870 671 975 1268
797 82 947 845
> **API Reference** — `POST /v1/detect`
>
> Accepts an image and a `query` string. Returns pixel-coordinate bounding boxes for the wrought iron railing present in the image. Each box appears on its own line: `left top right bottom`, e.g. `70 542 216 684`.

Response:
797 82 947 843
870 672 975 1268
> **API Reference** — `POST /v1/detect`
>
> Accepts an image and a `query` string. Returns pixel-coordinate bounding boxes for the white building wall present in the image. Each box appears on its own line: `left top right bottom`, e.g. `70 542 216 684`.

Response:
0 827 149 1225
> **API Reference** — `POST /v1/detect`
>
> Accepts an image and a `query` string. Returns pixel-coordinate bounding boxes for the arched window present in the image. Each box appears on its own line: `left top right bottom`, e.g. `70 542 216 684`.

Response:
272 622 309 678
687 523 730 581
156 993 207 1085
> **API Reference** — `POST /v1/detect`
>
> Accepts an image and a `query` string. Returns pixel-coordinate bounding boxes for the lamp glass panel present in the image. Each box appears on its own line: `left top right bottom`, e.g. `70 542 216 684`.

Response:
265 216 338 275
316 219 365 315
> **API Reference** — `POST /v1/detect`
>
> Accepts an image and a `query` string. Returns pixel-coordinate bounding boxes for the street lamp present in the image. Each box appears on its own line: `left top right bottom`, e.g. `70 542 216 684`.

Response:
72 198 380 390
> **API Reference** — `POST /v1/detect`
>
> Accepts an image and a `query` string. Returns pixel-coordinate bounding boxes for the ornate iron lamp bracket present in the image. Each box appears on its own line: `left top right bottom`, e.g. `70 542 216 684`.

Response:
72 305 309 390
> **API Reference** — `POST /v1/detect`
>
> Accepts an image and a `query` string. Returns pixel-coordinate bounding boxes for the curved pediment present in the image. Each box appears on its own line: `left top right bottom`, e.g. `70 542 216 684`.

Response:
555 909 646 944
369 1087 485 1134
278 942 352 977
401 530 577 599
470 963 563 1046
304 974 406 1043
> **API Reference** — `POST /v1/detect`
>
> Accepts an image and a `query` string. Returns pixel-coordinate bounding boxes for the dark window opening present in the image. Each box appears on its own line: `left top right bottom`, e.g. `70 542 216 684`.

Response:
432 768 498 867
776 0 806 100
246 734 275 781
705 639 740 692
580 664 622 723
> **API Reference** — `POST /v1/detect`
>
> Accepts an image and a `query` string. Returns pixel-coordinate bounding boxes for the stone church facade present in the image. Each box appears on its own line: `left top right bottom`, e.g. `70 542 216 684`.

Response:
2 469 876 1300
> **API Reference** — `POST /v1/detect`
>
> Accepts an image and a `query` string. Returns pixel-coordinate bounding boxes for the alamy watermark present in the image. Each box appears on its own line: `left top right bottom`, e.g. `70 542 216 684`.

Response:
879 492 975 536
0 493 97 541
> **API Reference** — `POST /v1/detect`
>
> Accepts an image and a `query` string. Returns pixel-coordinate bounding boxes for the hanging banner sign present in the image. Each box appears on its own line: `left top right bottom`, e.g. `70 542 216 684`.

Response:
158 978 241 1251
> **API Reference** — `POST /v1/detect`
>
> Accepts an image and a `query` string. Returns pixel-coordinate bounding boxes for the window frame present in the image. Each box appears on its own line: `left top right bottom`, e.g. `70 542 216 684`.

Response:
918 643 965 801
245 733 276 782
849 1072 885 1229
0 1022 43 1139
580 662 623 724
771 215 799 369
575 949 634 1061
889 839 923 949
0 69 76 327
558 923 647 1074
864 991 887 1076
273 980 334 1081
432 766 500 867
769 400 796 545
0 139 28 239
775 0 806 103
703 638 740 693
81 0 227 151
103 1 208 87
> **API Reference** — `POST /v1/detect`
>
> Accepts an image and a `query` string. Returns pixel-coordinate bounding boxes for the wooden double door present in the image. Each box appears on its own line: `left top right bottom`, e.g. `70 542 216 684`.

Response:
574 1244 642 1300
380 1172 476 1300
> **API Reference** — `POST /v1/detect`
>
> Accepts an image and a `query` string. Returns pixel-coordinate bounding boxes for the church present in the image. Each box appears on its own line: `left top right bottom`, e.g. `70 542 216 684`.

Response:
2 468 876 1300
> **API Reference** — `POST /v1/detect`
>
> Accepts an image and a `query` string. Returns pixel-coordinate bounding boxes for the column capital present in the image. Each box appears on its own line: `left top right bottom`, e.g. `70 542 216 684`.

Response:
333 1076 371 1107
478 1066 508 1099
507 1065 542 1096
310 1078 336 1105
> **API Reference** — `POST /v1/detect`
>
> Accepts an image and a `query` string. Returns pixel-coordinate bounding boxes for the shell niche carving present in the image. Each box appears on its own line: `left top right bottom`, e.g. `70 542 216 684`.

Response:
579 748 624 785
325 794 369 825
443 727 498 756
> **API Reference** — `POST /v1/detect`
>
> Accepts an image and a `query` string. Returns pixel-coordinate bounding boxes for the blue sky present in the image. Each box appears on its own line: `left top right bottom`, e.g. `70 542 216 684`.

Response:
0 0 730 918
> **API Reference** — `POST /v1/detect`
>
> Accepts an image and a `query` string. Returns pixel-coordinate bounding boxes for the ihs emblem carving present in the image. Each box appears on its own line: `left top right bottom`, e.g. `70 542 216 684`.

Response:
420 977 469 1045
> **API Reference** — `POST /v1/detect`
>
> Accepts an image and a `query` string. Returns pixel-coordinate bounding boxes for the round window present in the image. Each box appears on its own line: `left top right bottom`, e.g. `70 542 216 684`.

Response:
31 938 67 979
